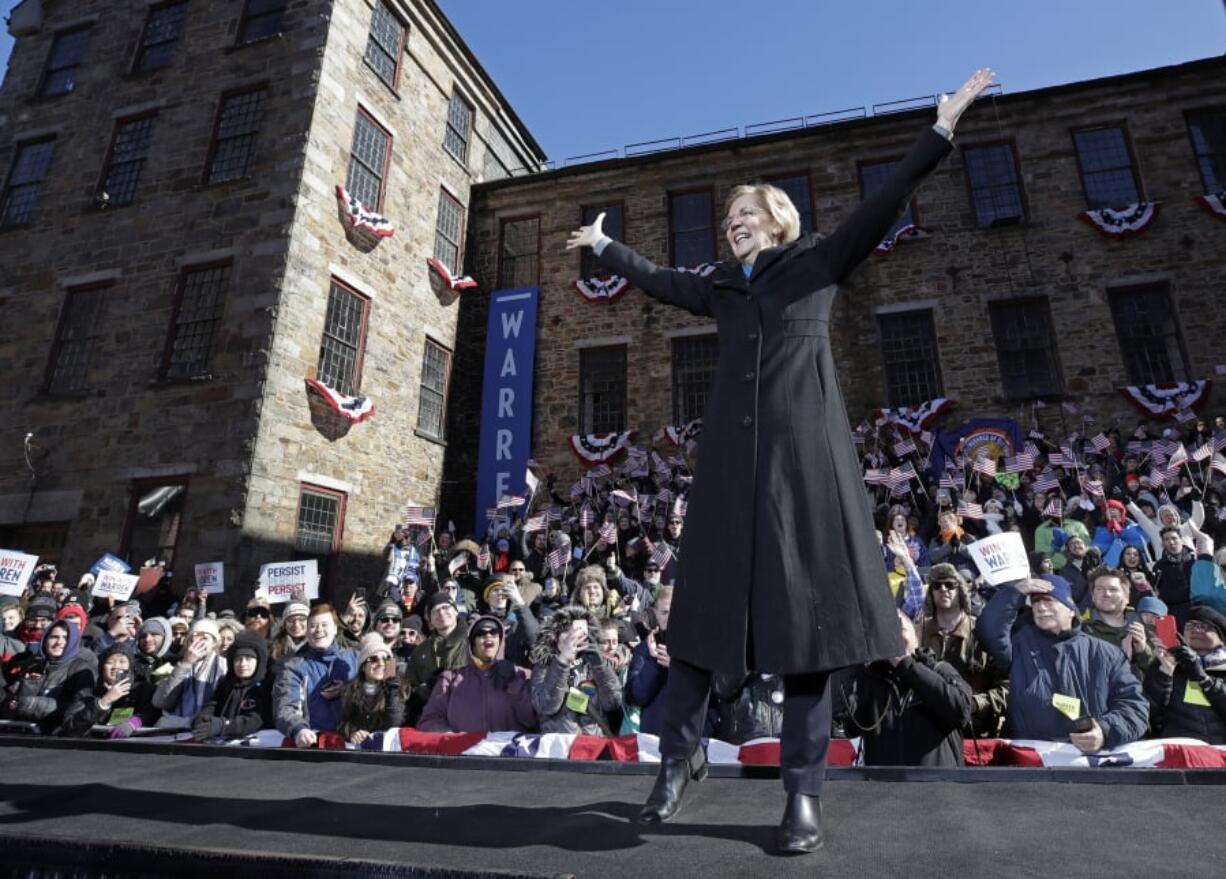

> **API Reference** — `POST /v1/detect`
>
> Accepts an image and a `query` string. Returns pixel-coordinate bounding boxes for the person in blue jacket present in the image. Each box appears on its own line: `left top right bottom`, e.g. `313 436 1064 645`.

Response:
975 573 1148 753
1091 499 1150 568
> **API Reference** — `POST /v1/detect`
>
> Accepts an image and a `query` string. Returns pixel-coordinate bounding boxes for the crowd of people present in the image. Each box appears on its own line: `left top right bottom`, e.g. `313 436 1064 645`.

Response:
3 412 1226 767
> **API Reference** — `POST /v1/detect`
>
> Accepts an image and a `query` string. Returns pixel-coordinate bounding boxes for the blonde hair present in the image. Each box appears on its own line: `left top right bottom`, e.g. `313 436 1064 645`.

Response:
724 184 802 247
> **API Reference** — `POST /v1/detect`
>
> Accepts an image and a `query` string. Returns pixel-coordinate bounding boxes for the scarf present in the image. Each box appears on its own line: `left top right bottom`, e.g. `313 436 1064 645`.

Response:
179 652 225 719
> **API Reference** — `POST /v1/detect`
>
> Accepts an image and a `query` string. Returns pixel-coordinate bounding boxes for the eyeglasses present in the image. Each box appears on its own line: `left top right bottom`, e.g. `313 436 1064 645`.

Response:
376 617 401 624
1185 621 1218 633
364 655 391 665
472 629 501 639
509 567 525 573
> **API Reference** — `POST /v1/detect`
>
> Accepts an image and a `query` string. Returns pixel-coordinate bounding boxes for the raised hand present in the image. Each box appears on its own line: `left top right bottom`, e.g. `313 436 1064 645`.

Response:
565 212 606 251
937 68 995 133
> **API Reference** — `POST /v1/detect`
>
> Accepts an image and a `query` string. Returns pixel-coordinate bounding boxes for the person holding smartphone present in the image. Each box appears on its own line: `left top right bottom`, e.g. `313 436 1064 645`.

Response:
61 646 156 737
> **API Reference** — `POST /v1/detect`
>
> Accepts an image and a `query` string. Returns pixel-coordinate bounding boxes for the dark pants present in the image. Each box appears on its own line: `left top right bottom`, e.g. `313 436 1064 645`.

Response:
659 656 831 796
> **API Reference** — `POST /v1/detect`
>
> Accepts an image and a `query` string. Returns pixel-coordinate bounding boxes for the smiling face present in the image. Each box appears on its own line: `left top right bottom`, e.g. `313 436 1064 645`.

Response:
1121 546 1141 568
1031 594 1074 633
723 193 778 266
44 626 68 659
1091 575 1127 616
101 651 130 686
307 612 337 649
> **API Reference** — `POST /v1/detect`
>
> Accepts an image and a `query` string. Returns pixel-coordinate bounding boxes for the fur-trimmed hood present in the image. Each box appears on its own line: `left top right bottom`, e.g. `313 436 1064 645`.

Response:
528 606 596 667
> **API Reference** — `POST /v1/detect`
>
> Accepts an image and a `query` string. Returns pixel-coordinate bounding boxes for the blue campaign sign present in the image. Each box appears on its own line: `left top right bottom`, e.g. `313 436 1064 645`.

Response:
475 286 539 535
90 553 132 577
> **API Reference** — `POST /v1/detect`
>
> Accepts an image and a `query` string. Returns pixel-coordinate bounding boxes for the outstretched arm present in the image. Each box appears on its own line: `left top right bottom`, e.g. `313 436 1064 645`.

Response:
566 212 714 317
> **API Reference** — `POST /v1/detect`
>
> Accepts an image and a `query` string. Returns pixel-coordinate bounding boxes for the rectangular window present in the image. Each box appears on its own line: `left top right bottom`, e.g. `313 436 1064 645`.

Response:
0 523 69 567
988 298 1064 400
1072 125 1141 209
347 109 391 210
124 478 188 569
416 338 451 440
443 90 474 163
316 280 369 396
579 346 627 434
963 142 1026 227
878 310 944 407
162 263 230 380
1108 283 1189 386
433 188 464 275
580 203 625 279
135 2 187 72
205 87 267 184
672 335 720 424
294 485 346 593
364 1 406 89
766 174 815 234
41 26 91 97
46 283 107 394
1186 108 1226 193
859 159 916 239
100 114 157 206
498 216 540 288
1 139 55 228
669 190 714 267
238 0 287 45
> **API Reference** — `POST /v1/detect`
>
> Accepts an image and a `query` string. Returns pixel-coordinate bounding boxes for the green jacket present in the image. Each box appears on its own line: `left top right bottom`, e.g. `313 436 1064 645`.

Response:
404 625 468 718
1034 519 1089 570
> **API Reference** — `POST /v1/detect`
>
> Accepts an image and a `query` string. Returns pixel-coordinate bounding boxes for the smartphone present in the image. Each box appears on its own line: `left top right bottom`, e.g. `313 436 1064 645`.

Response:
115 669 131 684
1070 716 1094 734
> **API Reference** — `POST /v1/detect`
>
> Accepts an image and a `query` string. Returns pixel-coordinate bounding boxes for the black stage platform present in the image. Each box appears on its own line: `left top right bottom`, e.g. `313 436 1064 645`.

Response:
2 737 1224 878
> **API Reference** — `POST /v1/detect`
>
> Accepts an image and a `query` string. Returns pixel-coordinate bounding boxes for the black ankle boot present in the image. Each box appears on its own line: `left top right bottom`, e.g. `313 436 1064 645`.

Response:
776 793 823 853
638 752 707 824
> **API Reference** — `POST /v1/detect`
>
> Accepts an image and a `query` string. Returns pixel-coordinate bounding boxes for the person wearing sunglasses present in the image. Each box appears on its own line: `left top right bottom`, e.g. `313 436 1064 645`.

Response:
1146 603 1226 744
418 615 534 734
242 598 273 639
338 635 404 746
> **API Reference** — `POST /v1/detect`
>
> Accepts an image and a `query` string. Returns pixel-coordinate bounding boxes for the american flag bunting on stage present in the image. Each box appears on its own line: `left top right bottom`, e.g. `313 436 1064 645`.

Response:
574 275 629 304
1078 201 1160 238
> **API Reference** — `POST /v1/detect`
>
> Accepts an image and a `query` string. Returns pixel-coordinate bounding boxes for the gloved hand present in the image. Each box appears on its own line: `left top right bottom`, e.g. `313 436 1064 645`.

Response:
108 716 144 739
192 716 226 740
1173 645 1208 682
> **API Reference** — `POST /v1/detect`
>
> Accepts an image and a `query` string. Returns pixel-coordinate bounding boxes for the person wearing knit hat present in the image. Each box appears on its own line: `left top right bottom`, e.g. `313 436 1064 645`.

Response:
150 615 227 728
133 616 175 697
337 632 403 745
403 591 468 723
60 643 158 738
1145 602 1226 744
976 575 1148 753
269 602 310 669
0 619 95 734
370 600 406 670
17 594 58 646
191 629 273 742
1136 595 1169 626
417 614 535 734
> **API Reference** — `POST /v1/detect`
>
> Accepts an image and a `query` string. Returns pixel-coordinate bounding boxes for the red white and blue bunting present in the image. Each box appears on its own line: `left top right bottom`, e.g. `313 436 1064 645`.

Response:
1195 192 1226 222
1078 201 1160 239
306 378 375 423
654 419 703 451
1119 381 1211 418
675 263 718 277
872 398 957 434
568 430 637 467
426 257 478 293
334 185 395 238
873 223 930 255
574 275 629 304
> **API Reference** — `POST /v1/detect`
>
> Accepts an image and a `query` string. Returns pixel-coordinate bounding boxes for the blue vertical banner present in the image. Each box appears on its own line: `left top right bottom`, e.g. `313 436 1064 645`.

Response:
475 286 539 535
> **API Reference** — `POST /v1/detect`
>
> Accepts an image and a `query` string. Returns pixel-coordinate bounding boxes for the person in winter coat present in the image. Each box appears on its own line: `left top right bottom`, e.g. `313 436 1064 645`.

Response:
1153 526 1197 626
269 602 309 670
418 615 535 733
403 592 469 723
839 610 973 767
337 634 404 745
151 618 227 728
885 506 930 569
975 574 1148 752
1129 499 1205 558
481 577 539 669
529 606 622 735
1144 604 1226 743
191 630 273 741
61 645 158 738
928 508 976 573
273 603 358 747
1091 500 1151 567
1 620 95 734
1080 567 1158 680
626 586 675 735
133 617 175 685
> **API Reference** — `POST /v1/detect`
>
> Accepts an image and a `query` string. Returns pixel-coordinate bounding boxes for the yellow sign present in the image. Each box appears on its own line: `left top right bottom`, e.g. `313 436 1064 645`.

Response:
1052 693 1081 720
1184 680 1212 708
565 686 590 715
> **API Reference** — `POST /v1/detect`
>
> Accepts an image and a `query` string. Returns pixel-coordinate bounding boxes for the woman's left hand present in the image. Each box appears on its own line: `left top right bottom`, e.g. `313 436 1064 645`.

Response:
937 68 995 133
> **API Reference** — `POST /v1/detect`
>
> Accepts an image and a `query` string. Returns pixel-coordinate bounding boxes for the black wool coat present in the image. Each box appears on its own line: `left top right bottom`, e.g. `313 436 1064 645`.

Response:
595 126 953 675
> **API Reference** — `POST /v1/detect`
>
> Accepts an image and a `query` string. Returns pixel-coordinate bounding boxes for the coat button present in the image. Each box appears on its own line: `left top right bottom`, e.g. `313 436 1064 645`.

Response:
742 416 753 428
747 331 759 342
743 371 755 382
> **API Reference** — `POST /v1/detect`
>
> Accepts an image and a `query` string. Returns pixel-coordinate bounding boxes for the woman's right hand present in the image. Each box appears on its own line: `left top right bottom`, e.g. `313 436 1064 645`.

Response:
557 626 586 663
565 212 605 250
100 677 132 708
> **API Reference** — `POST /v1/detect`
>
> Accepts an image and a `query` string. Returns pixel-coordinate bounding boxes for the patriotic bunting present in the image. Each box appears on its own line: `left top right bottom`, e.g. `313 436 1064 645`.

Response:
574 275 630 304
1195 191 1226 222
873 223 930 255
305 378 375 423
1078 201 1160 239
655 419 703 450
1120 381 1211 418
569 432 637 467
426 257 478 292
334 185 395 238
872 398 957 434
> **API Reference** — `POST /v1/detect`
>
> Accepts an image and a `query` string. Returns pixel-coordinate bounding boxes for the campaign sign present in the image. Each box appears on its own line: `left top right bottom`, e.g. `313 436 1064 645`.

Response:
194 562 225 595
92 570 139 601
0 549 39 597
90 553 132 577
256 560 319 604
968 532 1030 586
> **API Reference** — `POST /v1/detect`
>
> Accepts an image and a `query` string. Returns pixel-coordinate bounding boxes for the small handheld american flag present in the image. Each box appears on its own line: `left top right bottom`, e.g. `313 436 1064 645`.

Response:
956 500 984 520
649 542 674 570
477 544 491 569
1042 498 1064 519
403 505 435 527
598 522 618 544
548 546 568 573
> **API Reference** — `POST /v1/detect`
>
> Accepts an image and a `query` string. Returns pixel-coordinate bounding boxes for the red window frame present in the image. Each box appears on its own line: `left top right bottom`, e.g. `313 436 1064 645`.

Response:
293 483 347 593
159 259 232 380
96 110 159 206
201 83 269 185
416 337 453 441
434 187 466 275
364 1 408 91
348 107 393 212
316 277 372 396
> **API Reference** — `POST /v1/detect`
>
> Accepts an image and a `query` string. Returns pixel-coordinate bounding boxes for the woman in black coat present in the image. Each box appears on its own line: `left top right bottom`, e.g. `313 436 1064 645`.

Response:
568 68 994 853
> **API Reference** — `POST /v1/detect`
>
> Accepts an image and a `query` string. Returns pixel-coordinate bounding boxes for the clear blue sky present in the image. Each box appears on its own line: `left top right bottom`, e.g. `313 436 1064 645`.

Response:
3 1 1223 162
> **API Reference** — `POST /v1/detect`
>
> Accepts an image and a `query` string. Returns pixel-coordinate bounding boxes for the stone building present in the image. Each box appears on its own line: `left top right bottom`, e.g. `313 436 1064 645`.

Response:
0 0 544 599
447 56 1226 521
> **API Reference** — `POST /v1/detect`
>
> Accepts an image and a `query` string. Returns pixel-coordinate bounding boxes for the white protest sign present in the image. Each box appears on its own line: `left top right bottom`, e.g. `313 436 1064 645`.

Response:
967 532 1030 587
0 549 39 597
256 559 319 604
194 561 225 594
92 570 140 601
